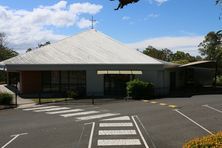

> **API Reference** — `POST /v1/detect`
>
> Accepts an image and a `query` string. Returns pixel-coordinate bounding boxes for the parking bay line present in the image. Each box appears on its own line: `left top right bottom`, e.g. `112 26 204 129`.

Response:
1 133 28 148
174 109 213 135
202 105 222 114
88 122 95 148
132 116 150 148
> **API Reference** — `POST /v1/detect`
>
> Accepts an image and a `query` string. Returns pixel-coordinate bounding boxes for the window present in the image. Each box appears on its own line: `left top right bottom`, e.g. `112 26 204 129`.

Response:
42 71 86 96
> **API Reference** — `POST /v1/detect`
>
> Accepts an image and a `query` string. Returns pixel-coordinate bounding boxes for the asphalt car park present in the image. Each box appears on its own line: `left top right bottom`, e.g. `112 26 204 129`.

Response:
0 94 221 148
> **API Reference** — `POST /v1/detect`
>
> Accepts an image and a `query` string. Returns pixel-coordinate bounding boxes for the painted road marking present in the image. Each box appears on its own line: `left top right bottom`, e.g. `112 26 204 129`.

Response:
102 116 130 121
132 116 150 148
143 100 149 103
23 106 58 111
46 109 84 114
61 111 99 118
97 139 141 146
168 105 177 108
150 101 157 104
88 122 95 148
202 105 222 114
34 107 70 112
174 109 213 135
2 133 28 148
99 122 133 127
76 113 120 121
99 130 137 135
160 103 167 106
18 104 44 109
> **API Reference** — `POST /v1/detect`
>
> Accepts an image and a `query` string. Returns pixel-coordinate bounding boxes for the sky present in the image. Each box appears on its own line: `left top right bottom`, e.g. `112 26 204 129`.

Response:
0 0 221 56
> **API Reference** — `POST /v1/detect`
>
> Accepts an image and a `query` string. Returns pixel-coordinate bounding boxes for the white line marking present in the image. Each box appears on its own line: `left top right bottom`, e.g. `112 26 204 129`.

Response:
135 115 157 148
202 105 222 113
132 116 150 148
34 107 70 112
18 104 44 109
99 122 133 127
97 139 141 146
174 109 213 135
61 111 99 118
102 116 130 121
23 106 58 111
76 113 120 121
46 109 84 114
99 130 136 135
88 122 95 148
2 133 28 148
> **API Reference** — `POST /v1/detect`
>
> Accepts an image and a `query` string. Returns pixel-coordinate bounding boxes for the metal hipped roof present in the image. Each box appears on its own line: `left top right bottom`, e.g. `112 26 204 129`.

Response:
2 29 163 66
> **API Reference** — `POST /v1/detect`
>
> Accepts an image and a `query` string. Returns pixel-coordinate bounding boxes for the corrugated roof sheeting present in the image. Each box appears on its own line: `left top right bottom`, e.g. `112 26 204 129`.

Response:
2 30 163 65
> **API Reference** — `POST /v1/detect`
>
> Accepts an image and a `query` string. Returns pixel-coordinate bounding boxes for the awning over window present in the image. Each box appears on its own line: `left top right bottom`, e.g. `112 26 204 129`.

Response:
97 70 142 75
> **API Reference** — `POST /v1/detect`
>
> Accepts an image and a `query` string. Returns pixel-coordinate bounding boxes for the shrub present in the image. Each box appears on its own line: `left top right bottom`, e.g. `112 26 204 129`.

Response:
0 93 13 105
126 79 154 99
183 131 222 148
66 90 78 99
216 75 222 86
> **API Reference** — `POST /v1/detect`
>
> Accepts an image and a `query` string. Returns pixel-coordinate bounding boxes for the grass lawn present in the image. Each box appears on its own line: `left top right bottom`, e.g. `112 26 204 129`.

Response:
32 98 73 104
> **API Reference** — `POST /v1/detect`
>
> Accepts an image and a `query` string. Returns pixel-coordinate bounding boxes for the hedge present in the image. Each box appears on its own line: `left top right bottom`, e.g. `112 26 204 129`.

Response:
183 131 222 148
126 79 154 99
0 93 13 105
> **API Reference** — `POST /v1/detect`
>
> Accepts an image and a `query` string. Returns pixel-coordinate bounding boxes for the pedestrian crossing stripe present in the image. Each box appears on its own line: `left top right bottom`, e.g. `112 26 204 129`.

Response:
34 107 70 112
46 109 84 114
99 130 137 135
97 139 141 146
99 122 133 127
76 113 120 121
61 111 100 118
102 116 130 121
23 106 58 111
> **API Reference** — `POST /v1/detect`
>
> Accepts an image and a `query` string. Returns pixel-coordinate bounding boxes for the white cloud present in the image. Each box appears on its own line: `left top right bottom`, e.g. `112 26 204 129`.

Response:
154 0 168 5
0 1 103 52
148 13 159 18
77 18 92 29
127 36 204 56
122 16 131 20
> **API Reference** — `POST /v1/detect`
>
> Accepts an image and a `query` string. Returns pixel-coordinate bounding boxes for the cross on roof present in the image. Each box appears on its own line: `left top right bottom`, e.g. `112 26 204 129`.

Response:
91 16 96 29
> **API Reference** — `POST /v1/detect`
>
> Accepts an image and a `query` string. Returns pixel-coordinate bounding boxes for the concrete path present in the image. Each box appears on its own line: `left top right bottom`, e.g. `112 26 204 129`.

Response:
0 84 35 108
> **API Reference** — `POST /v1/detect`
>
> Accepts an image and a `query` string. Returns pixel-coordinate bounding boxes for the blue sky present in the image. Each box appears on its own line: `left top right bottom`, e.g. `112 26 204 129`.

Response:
0 0 221 55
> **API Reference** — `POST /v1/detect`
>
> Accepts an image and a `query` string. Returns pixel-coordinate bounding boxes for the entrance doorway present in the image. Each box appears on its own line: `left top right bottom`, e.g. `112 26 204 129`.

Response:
104 74 131 96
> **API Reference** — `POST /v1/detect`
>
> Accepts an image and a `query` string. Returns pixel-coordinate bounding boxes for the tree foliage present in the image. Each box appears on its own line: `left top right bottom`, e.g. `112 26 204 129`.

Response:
143 46 201 64
110 0 139 10
198 31 222 64
0 33 18 61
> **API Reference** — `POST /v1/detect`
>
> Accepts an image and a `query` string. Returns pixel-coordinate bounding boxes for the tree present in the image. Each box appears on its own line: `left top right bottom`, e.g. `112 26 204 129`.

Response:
26 48 32 53
0 33 18 83
110 0 139 10
0 32 7 47
198 31 222 85
38 41 51 48
144 46 174 62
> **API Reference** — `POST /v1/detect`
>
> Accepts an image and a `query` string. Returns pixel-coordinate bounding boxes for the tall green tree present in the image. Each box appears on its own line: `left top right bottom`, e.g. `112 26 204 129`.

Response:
198 31 222 85
143 46 173 62
198 31 222 63
0 33 18 83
